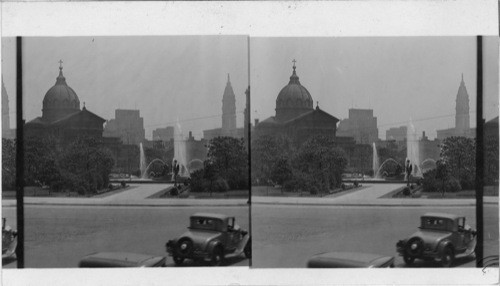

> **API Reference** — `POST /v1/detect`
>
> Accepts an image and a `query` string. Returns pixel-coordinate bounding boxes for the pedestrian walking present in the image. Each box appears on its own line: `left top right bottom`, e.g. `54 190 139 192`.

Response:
405 159 413 187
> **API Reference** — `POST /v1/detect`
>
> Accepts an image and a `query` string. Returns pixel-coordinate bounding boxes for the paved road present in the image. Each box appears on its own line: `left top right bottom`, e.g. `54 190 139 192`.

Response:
252 204 498 268
2 205 249 268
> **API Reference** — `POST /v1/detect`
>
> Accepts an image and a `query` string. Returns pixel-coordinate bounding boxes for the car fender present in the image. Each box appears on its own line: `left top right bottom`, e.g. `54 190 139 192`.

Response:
206 240 223 254
436 239 454 254
237 233 251 250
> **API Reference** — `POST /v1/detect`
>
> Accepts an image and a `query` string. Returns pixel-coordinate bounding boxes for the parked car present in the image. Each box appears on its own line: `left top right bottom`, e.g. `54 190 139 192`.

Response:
78 252 166 267
2 218 17 259
166 213 251 266
396 213 476 267
307 252 395 268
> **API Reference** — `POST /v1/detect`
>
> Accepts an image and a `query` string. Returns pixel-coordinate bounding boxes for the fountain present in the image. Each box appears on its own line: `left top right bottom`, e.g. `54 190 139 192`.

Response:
420 158 437 173
406 119 422 178
139 142 147 179
372 142 380 178
375 158 402 179
173 119 189 177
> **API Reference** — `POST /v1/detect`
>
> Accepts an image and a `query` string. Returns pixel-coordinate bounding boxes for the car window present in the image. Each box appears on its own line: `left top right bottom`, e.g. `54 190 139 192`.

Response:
190 217 221 231
421 217 448 230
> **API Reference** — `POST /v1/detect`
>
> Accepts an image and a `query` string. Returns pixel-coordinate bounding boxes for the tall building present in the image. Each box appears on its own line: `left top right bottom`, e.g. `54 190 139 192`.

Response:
437 74 475 139
103 109 145 145
203 74 244 141
337 108 379 145
152 126 174 142
253 61 339 146
386 126 407 142
24 63 106 143
222 74 237 135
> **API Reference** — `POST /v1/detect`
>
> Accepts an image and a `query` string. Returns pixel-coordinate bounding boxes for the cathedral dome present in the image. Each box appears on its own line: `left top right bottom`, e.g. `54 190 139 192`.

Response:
275 62 313 122
42 63 80 122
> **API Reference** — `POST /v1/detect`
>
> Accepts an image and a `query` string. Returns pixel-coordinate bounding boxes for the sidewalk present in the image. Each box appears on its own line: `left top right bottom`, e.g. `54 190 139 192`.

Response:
252 183 498 207
2 183 497 208
2 183 249 207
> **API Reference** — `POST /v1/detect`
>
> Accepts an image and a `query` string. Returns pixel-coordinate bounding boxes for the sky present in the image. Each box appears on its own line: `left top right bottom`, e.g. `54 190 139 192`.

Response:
2 36 498 141
1 36 248 140
251 37 499 140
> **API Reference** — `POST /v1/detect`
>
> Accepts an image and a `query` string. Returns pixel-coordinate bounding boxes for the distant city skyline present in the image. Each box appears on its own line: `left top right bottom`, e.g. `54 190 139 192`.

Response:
2 36 498 141
250 37 498 140
1 36 248 140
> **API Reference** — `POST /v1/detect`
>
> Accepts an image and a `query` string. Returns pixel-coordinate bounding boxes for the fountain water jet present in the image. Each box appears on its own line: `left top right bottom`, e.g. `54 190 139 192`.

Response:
173 118 189 178
139 143 147 179
375 158 402 178
406 119 422 178
372 142 380 178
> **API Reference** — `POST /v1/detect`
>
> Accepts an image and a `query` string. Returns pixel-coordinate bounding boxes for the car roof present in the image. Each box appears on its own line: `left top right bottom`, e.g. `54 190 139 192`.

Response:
422 213 462 220
191 213 231 220
79 252 165 267
307 252 394 268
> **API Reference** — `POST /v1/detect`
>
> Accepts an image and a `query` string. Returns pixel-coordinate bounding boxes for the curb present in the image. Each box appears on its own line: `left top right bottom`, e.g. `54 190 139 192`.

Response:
251 201 482 207
20 202 250 207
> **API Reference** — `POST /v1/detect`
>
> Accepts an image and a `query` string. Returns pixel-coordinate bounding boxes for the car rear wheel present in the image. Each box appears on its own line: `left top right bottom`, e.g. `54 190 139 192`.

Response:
173 256 184 266
440 247 454 267
210 247 224 266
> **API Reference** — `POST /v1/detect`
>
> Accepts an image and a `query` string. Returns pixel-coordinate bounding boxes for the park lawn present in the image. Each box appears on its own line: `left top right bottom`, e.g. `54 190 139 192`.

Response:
422 185 498 198
2 185 134 199
147 186 249 199
251 185 355 197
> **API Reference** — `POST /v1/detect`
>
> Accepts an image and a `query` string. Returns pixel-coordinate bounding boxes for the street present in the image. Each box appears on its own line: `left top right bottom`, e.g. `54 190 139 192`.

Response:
252 204 498 268
2 205 249 268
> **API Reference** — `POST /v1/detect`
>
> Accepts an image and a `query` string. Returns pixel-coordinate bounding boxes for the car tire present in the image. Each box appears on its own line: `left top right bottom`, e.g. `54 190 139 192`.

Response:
177 237 193 256
405 237 424 257
173 256 184 266
244 239 252 259
210 246 224 266
403 254 415 265
440 246 454 267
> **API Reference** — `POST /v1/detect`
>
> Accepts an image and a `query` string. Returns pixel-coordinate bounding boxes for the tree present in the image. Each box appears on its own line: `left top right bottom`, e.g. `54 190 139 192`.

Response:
59 137 115 195
206 136 248 189
270 155 293 192
24 135 61 192
291 135 348 195
435 159 449 197
440 136 476 189
2 138 16 189
251 135 293 185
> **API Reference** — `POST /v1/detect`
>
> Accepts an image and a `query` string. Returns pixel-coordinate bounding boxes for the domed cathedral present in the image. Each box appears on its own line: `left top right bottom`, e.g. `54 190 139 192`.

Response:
254 61 339 146
25 61 106 143
275 61 314 122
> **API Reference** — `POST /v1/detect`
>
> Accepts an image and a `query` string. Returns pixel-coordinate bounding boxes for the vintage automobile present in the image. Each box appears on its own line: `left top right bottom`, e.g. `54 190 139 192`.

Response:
165 213 251 266
307 252 395 268
396 213 476 267
78 252 166 267
2 218 17 259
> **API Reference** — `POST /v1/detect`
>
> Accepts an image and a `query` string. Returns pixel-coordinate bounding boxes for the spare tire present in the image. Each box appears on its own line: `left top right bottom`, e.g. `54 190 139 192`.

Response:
176 237 193 256
405 237 424 257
